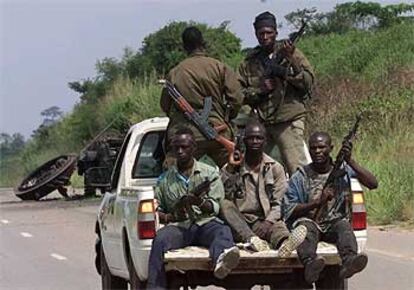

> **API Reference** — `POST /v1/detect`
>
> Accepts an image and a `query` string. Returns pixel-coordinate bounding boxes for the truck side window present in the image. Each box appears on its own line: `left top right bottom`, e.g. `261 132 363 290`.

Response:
110 133 132 190
132 131 165 179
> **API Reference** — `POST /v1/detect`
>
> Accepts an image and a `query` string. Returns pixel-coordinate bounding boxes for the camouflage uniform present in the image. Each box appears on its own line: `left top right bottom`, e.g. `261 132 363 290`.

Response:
239 42 314 175
161 51 244 168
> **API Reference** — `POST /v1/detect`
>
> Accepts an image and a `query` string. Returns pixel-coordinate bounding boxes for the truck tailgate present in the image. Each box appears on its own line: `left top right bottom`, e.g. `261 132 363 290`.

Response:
165 242 341 273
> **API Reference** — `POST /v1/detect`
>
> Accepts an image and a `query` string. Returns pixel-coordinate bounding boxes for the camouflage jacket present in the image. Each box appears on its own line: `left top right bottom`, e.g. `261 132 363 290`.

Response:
161 51 244 142
239 42 314 124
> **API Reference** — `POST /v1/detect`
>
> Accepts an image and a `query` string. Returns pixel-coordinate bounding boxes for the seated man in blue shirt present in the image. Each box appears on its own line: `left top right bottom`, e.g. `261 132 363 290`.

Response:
148 128 240 290
283 132 378 285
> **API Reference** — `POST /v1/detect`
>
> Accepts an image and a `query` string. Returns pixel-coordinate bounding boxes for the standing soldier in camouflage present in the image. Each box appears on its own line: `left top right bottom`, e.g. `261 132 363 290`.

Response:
239 11 314 175
161 26 244 168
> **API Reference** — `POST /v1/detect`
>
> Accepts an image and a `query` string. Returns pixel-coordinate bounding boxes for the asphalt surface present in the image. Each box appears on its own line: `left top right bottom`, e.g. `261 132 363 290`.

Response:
1 188 413 290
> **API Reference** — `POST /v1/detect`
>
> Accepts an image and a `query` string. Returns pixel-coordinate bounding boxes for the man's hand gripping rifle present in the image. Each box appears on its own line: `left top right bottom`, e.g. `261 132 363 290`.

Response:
173 177 218 221
159 80 235 155
264 20 307 80
313 114 362 224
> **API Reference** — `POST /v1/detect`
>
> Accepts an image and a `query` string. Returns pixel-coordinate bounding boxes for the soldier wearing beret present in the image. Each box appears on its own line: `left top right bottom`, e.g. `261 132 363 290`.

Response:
238 11 315 176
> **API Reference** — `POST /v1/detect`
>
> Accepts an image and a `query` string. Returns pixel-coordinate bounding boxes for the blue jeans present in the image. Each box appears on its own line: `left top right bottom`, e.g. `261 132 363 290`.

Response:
147 219 234 290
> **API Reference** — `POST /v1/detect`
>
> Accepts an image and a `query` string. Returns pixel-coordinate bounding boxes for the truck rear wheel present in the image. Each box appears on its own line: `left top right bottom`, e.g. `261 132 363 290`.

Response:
100 243 128 289
127 256 146 289
127 249 146 289
316 265 347 290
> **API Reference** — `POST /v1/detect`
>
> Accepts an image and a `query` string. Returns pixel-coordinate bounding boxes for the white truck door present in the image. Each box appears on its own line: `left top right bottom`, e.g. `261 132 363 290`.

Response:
102 132 132 271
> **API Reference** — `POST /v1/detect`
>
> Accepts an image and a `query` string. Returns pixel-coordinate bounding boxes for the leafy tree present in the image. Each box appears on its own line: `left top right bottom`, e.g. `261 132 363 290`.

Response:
40 106 64 126
31 106 64 141
285 1 414 35
0 132 25 158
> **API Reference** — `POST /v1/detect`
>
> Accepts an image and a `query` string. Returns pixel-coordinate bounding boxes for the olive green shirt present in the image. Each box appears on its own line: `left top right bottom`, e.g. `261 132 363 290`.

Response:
161 51 244 141
239 42 314 124
155 159 224 228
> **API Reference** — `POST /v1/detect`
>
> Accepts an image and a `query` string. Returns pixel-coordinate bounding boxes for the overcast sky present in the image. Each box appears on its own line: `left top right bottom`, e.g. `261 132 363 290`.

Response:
0 0 404 138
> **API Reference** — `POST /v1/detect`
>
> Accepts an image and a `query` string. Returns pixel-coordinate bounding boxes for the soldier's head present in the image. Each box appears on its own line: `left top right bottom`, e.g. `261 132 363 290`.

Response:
171 127 196 166
308 132 333 165
244 120 266 154
182 26 206 54
254 11 277 52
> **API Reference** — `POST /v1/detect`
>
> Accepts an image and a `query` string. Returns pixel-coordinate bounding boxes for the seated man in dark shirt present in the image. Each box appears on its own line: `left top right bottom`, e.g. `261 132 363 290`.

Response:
283 132 378 285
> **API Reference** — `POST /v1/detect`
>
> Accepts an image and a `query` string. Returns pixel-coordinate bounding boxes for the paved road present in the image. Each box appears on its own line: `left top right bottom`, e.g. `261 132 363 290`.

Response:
1 188 413 290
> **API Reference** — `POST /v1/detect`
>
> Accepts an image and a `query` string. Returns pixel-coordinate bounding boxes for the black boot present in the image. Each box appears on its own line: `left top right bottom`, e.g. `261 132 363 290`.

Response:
304 256 326 284
340 253 368 279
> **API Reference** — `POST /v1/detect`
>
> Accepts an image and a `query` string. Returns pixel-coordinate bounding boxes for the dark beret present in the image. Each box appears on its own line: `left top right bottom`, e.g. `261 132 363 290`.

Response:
254 11 277 30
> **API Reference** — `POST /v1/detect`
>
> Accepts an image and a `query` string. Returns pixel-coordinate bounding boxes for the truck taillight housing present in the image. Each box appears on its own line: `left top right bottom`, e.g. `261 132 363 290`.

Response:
352 192 367 230
137 200 156 239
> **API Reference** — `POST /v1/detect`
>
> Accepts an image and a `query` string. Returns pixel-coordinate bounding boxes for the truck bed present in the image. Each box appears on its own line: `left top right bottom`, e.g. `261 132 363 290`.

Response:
165 242 341 273
164 230 367 273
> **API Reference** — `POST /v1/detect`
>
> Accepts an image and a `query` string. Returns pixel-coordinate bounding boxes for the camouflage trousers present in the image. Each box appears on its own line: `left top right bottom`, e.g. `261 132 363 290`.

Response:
219 199 290 249
264 117 307 176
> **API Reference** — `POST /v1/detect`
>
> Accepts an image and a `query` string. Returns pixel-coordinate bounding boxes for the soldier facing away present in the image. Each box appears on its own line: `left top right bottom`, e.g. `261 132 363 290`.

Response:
238 11 314 175
160 26 244 168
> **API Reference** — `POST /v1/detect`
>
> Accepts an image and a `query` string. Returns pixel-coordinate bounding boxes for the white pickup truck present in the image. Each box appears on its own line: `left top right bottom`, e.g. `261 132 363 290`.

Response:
94 117 368 290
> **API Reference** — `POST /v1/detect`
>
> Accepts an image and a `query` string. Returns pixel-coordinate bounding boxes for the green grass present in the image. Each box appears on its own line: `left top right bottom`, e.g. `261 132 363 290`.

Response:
300 23 414 81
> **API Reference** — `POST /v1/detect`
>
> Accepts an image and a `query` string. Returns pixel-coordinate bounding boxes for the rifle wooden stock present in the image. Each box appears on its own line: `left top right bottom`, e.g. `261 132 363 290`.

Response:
160 80 236 157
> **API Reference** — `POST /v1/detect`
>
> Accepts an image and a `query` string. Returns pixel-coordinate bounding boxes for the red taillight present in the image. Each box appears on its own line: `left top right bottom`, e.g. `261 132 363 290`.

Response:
352 192 367 230
138 200 156 239
138 221 156 239
352 211 367 230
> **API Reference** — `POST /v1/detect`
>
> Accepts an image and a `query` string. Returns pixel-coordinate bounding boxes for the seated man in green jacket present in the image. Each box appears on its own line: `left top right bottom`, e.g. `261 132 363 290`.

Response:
148 128 240 290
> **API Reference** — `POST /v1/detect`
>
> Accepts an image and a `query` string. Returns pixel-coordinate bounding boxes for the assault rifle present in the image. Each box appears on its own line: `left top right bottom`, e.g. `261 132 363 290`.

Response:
233 128 245 162
264 20 307 79
313 114 362 223
159 80 235 155
173 177 218 220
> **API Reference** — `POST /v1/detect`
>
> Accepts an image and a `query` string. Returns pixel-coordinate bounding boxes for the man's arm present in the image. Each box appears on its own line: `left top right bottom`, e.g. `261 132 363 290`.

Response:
238 61 268 106
283 171 319 221
223 64 244 119
291 187 334 219
160 71 174 115
284 48 314 94
185 169 224 216
160 87 172 115
202 169 225 215
341 142 378 190
154 182 173 224
265 163 288 223
347 159 378 189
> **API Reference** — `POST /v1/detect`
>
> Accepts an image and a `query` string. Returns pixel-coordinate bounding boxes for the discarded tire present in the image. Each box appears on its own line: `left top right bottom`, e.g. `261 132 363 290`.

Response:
14 154 77 201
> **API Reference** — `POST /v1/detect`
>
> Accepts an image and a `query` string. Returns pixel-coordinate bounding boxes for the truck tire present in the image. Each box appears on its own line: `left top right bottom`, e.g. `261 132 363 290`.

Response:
95 237 102 275
100 243 128 290
127 253 146 290
316 265 348 290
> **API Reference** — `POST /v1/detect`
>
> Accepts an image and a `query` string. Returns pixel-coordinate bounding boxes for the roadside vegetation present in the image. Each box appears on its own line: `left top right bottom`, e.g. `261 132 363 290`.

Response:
1 2 413 224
